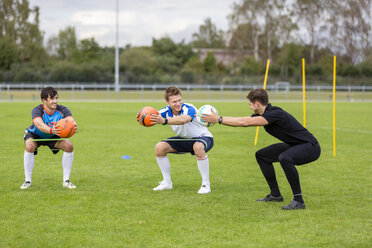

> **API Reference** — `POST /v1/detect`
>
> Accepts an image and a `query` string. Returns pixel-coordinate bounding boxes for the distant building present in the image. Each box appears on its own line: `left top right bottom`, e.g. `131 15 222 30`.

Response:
193 48 253 65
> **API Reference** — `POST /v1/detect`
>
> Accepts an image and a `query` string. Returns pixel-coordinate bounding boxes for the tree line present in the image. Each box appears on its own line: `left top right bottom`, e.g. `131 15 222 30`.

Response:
0 0 371 85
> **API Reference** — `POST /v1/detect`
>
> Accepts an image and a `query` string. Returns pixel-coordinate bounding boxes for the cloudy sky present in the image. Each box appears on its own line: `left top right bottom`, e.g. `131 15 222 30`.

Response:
29 0 237 47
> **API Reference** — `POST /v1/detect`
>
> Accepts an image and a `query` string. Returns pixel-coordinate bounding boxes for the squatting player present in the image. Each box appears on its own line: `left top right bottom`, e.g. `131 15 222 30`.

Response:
21 87 77 189
148 86 214 194
201 89 321 209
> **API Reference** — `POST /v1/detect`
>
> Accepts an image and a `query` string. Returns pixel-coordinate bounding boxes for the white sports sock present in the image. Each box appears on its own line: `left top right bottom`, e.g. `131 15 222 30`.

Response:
24 151 34 182
156 156 171 183
197 156 210 186
62 152 74 182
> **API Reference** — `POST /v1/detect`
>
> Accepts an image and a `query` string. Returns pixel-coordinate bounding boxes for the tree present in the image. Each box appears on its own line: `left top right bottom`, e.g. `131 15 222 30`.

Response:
78 38 101 62
192 18 226 48
277 43 304 78
0 0 45 64
152 37 194 73
228 0 296 61
0 36 19 69
120 47 156 78
57 26 78 60
229 23 256 51
203 52 217 73
293 0 326 65
327 0 372 63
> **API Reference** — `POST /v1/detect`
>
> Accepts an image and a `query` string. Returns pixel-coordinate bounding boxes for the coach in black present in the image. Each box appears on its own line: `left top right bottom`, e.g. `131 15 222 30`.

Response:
201 88 321 210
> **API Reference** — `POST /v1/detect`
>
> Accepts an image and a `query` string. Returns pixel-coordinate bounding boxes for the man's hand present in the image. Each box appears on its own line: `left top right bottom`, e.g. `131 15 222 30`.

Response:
201 108 219 124
149 113 166 125
73 120 78 133
51 123 61 135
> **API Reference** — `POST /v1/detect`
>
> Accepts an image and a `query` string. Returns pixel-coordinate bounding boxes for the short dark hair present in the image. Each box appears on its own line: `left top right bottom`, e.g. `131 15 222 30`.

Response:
164 86 182 101
247 89 269 105
41 87 58 100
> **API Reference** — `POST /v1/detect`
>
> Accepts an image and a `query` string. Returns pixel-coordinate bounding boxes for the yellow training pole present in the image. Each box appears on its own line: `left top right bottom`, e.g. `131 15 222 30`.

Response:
254 59 270 145
302 58 306 128
333 56 336 157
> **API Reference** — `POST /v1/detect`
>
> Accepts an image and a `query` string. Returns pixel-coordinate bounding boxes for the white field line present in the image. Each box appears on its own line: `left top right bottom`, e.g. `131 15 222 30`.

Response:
310 126 372 134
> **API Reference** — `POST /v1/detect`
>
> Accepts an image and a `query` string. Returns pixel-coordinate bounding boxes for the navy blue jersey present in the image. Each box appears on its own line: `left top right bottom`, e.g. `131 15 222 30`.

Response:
252 104 318 145
26 104 72 139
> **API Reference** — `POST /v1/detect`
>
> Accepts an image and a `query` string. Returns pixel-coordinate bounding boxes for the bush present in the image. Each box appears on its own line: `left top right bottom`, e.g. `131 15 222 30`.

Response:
338 63 360 77
239 57 263 75
180 69 196 84
358 57 372 77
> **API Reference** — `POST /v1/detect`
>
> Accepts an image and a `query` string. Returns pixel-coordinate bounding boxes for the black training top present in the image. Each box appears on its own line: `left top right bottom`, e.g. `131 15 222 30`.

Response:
252 104 318 145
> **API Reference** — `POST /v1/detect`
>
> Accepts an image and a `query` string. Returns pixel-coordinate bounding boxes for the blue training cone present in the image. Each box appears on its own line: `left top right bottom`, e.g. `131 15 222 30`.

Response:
121 155 131 159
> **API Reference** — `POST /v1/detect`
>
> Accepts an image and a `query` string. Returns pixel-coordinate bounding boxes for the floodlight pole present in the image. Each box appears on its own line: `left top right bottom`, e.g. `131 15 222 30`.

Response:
114 0 120 92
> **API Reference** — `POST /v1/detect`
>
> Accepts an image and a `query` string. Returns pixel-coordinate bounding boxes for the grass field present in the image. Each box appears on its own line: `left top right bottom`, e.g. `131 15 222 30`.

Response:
0 101 371 247
2 89 372 102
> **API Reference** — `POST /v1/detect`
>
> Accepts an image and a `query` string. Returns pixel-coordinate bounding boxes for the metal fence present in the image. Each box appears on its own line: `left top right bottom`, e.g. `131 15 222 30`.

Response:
1 83 372 102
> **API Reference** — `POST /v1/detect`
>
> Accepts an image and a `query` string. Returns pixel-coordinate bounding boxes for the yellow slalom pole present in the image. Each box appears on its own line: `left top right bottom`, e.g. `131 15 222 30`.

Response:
254 59 270 146
302 58 306 128
333 56 336 157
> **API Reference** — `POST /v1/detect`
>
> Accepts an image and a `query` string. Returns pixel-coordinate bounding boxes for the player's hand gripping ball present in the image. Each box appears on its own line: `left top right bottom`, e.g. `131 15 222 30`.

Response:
137 107 159 127
56 117 76 138
196 105 218 127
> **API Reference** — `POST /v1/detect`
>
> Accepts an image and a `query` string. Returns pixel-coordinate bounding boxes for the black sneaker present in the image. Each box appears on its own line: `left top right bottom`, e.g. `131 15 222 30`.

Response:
281 200 306 210
256 194 283 202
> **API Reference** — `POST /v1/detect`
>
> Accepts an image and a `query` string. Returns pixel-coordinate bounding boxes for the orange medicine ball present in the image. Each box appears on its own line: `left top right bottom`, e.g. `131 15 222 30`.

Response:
137 107 159 127
56 117 76 138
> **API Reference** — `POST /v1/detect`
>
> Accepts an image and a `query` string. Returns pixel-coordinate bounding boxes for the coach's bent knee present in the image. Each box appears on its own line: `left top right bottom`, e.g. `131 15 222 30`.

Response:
278 153 293 165
255 149 265 160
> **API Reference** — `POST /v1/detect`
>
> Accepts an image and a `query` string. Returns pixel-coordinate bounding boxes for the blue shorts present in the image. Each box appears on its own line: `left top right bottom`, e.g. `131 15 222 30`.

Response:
163 136 214 155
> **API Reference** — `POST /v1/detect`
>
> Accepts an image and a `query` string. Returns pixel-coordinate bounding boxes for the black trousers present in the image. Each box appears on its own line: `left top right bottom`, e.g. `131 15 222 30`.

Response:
255 142 321 196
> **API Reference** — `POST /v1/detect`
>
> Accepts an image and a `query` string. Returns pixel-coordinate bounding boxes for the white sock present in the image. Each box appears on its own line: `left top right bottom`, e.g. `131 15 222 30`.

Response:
156 156 171 183
197 156 210 186
62 152 74 182
24 151 34 182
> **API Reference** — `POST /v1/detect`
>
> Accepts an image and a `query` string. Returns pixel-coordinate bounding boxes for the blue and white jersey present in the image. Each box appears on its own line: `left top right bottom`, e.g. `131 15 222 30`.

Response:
159 103 212 138
26 104 72 139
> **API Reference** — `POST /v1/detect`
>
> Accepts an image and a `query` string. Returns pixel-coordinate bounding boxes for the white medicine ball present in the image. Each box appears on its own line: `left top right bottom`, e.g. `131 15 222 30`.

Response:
196 105 218 127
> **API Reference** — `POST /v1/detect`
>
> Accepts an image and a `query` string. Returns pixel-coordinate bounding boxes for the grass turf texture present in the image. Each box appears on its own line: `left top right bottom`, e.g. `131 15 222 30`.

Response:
0 101 371 247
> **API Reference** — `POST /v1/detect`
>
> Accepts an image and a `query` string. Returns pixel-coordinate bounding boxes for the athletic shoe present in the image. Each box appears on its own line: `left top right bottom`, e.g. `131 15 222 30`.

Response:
153 181 172 191
256 194 283 202
63 180 76 189
20 181 31 189
281 200 306 210
197 184 211 194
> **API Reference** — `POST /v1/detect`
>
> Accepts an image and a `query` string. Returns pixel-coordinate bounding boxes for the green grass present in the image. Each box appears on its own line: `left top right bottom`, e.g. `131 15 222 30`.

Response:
2 89 372 102
0 101 371 247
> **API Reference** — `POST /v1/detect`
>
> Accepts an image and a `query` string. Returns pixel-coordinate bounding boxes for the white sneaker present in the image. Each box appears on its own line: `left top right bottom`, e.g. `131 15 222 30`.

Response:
197 184 211 194
153 181 172 191
63 180 76 189
20 181 31 189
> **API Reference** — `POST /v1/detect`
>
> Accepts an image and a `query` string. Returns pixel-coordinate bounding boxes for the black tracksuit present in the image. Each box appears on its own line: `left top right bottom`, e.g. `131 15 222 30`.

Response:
253 104 321 198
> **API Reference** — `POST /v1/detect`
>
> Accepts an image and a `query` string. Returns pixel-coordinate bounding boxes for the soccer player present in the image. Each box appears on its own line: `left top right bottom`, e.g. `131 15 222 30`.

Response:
201 89 321 209
21 87 77 189
148 86 214 194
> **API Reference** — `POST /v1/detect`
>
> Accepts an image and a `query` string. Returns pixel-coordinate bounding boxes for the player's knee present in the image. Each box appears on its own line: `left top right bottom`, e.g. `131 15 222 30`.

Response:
25 142 36 153
155 142 167 156
59 140 73 152
65 144 74 153
193 142 205 157
255 149 264 159
278 153 293 164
